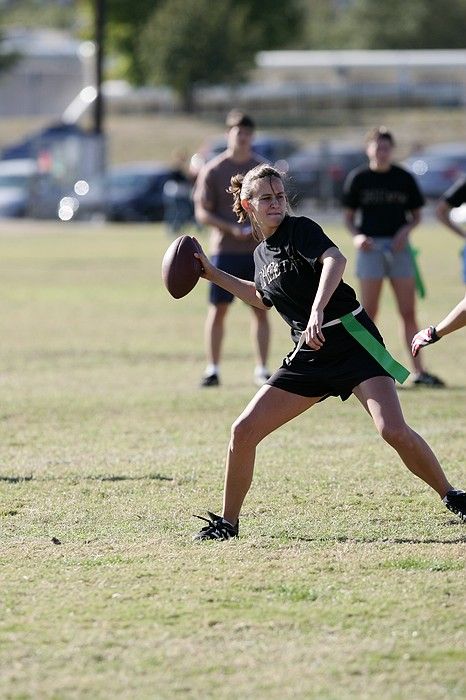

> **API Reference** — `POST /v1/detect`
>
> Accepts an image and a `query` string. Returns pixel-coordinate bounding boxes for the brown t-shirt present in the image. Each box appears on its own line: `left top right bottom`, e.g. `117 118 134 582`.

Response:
193 151 264 254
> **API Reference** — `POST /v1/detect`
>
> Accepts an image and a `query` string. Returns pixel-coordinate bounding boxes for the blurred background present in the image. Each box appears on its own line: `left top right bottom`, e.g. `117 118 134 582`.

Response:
2 0 466 223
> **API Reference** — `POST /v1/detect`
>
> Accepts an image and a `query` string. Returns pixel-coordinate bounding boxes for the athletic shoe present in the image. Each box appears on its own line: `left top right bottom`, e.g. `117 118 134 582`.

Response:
200 373 219 387
254 369 271 387
442 489 466 522
192 511 239 540
412 371 445 387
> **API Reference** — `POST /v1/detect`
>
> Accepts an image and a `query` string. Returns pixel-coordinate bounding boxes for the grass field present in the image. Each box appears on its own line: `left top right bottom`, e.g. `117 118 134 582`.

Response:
0 216 465 699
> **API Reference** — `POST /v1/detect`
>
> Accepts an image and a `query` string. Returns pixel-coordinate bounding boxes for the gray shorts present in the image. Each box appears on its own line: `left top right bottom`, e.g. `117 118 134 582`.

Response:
356 237 414 279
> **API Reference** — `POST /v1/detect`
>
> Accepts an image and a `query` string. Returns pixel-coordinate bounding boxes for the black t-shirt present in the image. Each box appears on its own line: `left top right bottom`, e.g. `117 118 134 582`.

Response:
342 164 425 238
443 177 466 208
254 215 359 343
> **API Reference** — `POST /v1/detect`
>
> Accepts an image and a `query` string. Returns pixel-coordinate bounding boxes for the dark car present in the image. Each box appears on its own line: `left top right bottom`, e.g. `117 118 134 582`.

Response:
190 133 300 176
0 158 36 217
1 122 84 160
403 143 466 199
287 142 368 203
58 162 188 222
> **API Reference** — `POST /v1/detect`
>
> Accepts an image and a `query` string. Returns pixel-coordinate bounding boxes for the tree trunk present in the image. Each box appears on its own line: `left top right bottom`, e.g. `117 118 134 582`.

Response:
180 86 195 113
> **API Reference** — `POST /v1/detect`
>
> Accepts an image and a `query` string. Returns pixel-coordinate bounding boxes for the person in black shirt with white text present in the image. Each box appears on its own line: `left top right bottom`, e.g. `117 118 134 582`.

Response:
342 127 444 387
190 164 465 540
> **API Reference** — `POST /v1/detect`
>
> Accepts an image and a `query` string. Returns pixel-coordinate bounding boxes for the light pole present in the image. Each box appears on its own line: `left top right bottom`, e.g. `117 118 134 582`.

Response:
94 0 105 136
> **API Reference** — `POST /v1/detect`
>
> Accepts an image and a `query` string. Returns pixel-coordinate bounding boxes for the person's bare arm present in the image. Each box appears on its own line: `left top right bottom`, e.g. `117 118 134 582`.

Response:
391 208 422 252
305 247 347 349
193 240 267 310
343 208 374 251
436 200 466 239
435 294 466 337
411 293 466 356
194 201 249 239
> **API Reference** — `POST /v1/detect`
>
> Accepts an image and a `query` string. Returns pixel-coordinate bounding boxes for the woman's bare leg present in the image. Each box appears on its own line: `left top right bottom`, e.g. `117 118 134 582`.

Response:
390 276 424 374
359 278 384 320
250 305 270 369
352 376 452 496
222 385 322 524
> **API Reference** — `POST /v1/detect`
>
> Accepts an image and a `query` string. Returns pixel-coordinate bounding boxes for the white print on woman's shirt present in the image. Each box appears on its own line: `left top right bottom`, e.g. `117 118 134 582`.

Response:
258 255 300 286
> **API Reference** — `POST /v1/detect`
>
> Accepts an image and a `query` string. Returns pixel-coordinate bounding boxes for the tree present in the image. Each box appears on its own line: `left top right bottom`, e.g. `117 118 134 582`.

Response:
0 32 19 76
302 0 466 50
138 0 304 110
0 0 76 31
234 0 304 50
340 0 466 49
138 0 253 111
79 0 162 84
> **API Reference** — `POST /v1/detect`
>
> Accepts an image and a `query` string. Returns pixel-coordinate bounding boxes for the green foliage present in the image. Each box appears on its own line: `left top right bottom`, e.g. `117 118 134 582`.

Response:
101 0 163 84
300 0 344 49
104 0 157 25
0 42 16 74
304 0 466 49
78 0 163 84
3 0 466 90
340 0 466 49
137 0 304 105
138 0 257 110
234 0 304 50
0 0 77 30
0 29 20 75
79 0 303 89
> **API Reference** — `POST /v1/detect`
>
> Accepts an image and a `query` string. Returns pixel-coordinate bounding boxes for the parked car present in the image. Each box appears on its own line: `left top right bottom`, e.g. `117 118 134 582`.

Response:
190 133 300 176
286 142 368 203
0 158 36 217
403 143 466 199
58 162 189 222
1 122 84 160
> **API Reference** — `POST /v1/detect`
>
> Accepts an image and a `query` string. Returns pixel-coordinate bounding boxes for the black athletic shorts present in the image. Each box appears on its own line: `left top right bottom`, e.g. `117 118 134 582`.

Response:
267 309 393 401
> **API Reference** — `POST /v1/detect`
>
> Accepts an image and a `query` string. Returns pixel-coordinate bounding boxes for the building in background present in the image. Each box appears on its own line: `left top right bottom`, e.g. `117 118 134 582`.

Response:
0 28 105 218
0 28 88 117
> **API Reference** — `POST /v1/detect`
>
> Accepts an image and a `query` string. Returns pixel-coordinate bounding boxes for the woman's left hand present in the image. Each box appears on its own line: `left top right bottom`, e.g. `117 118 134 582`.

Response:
305 309 325 349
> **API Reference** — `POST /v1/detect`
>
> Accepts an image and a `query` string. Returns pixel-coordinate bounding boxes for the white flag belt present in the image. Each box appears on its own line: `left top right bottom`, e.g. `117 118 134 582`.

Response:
287 304 363 363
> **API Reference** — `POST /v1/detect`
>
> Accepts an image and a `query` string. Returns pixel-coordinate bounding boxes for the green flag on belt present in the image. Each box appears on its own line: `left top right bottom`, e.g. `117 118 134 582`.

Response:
340 313 410 384
409 245 426 299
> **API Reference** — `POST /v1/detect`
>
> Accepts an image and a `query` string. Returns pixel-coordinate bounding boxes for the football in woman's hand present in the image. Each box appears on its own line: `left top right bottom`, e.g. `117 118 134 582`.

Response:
161 235 203 298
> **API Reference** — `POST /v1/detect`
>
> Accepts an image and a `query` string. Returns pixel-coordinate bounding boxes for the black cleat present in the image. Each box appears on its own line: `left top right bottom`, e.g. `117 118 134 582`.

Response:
193 511 239 541
200 373 220 387
442 489 466 522
413 371 445 387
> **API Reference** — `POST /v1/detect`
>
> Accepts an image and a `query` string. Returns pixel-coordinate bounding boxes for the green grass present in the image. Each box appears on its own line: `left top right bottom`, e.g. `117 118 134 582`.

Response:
0 217 465 699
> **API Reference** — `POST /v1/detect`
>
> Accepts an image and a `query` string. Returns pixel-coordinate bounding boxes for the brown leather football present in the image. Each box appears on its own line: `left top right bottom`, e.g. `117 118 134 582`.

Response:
161 235 202 298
